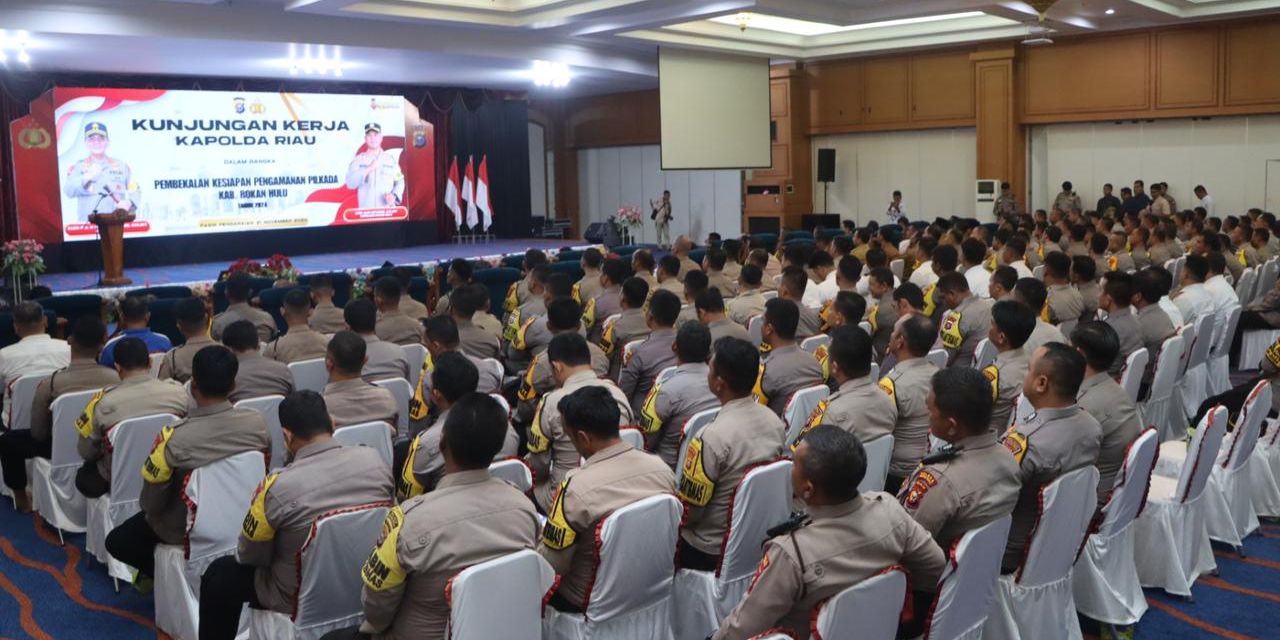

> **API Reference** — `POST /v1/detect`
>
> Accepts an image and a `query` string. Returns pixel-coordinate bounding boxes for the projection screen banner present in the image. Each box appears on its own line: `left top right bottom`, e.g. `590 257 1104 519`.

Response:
658 47 771 171
51 88 419 242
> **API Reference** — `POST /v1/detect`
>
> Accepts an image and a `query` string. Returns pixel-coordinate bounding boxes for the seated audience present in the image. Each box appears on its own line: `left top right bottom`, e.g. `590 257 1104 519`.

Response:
446 285 502 360
307 274 347 334
673 235 702 279
656 255 683 296
222 320 294 403
619 289 680 417
1098 271 1143 377
677 270 709 328
882 314 940 494
1073 255 1101 321
212 273 276 343
778 267 822 339
374 276 426 346
639 322 718 468
99 295 171 368
344 298 411 382
157 297 217 383
867 267 898 359
757 298 825 416
1071 322 1143 509
703 247 738 298
1042 252 1084 330
506 271 570 370
602 277 651 377
937 271 994 368
985 300 1035 430
1172 253 1213 322
573 247 603 305
695 288 750 344
988 265 1018 301
800 325 895 444
1013 277 1068 355
505 248 548 315
583 258 628 342
728 263 767 325
322 331 399 428
263 288 330 363
515 298 609 424
0 301 70 426
391 266 429 320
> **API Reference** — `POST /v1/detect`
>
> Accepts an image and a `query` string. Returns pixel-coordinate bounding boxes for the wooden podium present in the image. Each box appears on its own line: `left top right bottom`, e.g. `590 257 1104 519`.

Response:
87 210 135 286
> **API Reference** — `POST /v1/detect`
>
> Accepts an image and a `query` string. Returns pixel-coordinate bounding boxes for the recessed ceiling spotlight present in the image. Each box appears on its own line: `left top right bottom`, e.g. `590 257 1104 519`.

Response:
0 29 34 66
1105 8 1115 15
532 60 571 88
287 42 343 77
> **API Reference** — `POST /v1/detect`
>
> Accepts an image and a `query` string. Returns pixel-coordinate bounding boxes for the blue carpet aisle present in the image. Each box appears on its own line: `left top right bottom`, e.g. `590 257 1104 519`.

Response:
2 489 1279 639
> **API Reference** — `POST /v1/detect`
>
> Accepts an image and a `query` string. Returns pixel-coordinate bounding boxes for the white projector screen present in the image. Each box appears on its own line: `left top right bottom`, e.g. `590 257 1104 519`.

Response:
658 47 771 170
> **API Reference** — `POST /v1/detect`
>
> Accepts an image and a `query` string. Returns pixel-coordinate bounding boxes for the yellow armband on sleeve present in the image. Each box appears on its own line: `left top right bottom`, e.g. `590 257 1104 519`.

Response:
397 436 427 500
639 383 663 434
362 506 408 591
75 389 105 439
527 398 551 454
678 437 715 507
241 473 280 542
982 365 1000 402
141 425 177 484
541 482 578 550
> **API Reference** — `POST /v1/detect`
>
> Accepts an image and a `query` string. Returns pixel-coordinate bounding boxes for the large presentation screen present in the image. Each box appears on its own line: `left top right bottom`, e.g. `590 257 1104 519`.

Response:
52 88 419 242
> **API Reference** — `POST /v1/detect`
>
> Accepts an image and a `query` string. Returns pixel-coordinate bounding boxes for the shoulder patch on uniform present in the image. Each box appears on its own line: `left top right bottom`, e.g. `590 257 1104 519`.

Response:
571 283 582 305
903 469 938 509
982 365 1000 402
362 506 408 591
678 437 715 507
1002 429 1029 464
503 308 522 343
527 398 551 454
792 399 829 452
1265 338 1280 370
878 376 897 407
409 357 431 421
923 282 937 317
75 389 105 439
582 297 597 330
141 424 177 484
504 282 519 313
751 363 768 406
639 382 663 434
397 436 427 500
517 355 542 403
512 316 537 351
541 481 578 551
815 344 831 382
940 310 963 349
747 551 771 593
241 473 280 542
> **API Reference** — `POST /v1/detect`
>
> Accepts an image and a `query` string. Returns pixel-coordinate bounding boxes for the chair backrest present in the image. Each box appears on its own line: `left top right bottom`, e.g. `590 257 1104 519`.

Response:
858 320 873 334
800 334 831 355
106 413 179 517
621 339 645 368
185 451 265 563
402 344 428 389
1118 347 1148 404
5 373 47 431
761 290 778 301
655 365 678 386
332 421 394 468
448 549 555 640
235 395 286 470
1032 265 1045 280
293 503 392 628
783 385 831 448
619 426 645 451
488 458 533 494
490 393 511 415
676 408 719 487
720 460 792 581
373 377 413 438
1256 260 1280 305
812 566 907 640
288 358 328 393
1210 305 1242 359
1186 313 1215 369
1223 380 1271 472
1012 394 1034 428
1096 429 1158 536
925 516 1011 640
1015 465 1098 586
971 338 996 371
478 358 504 388
747 315 764 346
49 388 103 465
859 435 895 493
1173 322 1195 378
926 348 949 369
584 493 682 621
149 352 166 378
1148 335 1184 404
1235 268 1257 304
890 258 905 280
1174 405 1228 503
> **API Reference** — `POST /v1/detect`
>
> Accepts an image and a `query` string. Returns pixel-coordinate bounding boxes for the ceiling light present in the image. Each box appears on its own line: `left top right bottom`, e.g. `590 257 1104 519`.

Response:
1105 8 1115 15
287 42 343 77
532 60 571 88
708 11 990 37
0 29 34 67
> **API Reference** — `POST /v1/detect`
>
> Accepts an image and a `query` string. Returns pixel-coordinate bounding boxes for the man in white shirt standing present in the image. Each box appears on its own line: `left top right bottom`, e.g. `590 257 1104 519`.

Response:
0 302 70 428
1194 185 1214 217
1172 254 1214 323
886 190 906 224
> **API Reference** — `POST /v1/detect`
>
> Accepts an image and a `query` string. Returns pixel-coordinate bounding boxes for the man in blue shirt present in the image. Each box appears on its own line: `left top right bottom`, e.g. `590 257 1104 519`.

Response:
100 295 172 368
1122 179 1151 216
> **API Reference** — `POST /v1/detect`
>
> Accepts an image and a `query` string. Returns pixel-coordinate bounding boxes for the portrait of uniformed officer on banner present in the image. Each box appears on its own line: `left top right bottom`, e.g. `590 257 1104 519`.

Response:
345 122 404 210
63 122 140 222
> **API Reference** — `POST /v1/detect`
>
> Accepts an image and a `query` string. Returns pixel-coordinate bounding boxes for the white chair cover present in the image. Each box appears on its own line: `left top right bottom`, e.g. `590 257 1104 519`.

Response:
288 358 328 393
155 451 265 640
332 421 394 468
800 334 831 355
655 366 678 386
1032 265 1045 280
1118 348 1148 404
1133 406 1226 596
372 377 412 440
926 516 1010 640
859 436 894 493
544 494 681 640
747 315 763 347
676 409 719 488
971 339 996 371
858 321 873 334
1177 315 1215 420
5 373 46 431
813 567 907 640
1251 438 1280 518
1254 259 1279 305
1239 328 1280 370
447 550 557 640
249 503 391 640
619 427 645 451
236 395 286 470
762 291 778 301
926 348 949 369
150 352 166 378
86 413 178 583
891 259 905 280
1206 305 1241 396
1203 382 1268 549
489 458 534 494
782 385 830 449
1140 335 1184 442
402 343 428 389
478 358 504 390
985 466 1098 640
1072 429 1158 626
30 388 102 535
674 460 792 640
1234 267 1257 308
621 339 645 369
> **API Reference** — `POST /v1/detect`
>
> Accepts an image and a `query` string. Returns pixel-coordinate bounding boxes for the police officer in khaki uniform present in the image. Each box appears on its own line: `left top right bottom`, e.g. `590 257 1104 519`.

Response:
321 332 399 429
1072 322 1143 509
1042 252 1085 329
504 266 554 370
631 250 659 293
1098 272 1144 378
514 300 608 425
105 345 270 583
703 248 739 298
677 271 709 329
539 386 674 613
407 316 508 437
937 272 994 368
222 320 294 404
728 264 768 326
713 426 945 640
308 275 348 335
601 278 651 379
63 122 139 222
866 267 899 359
985 300 1035 430
526 333 634 511
881 314 941 494
197 391 393 640
75 337 188 499
1133 270 1176 390
263 289 329 364
158 297 218 383
447 285 502 360
619 290 680 417
1000 343 1102 572
1013 278 1069 357
356 394 539 639
1053 181 1082 217
341 299 412 382
756 299 825 417
344 122 404 209
1074 255 1102 322
777 268 822 339
696 289 751 344
213 274 277 344
672 236 702 280
639 323 719 468
583 258 629 343
680 337 785 569
503 249 548 318
573 248 605 308
797 325 895 448
373 277 425 346
993 181 1016 219
655 255 685 297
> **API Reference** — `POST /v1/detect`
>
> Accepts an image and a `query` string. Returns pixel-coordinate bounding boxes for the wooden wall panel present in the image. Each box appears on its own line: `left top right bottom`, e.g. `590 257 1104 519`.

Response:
862 57 910 124
1156 28 1219 109
807 60 861 130
564 89 660 148
770 81 789 117
911 51 975 122
1224 22 1280 107
1023 33 1150 116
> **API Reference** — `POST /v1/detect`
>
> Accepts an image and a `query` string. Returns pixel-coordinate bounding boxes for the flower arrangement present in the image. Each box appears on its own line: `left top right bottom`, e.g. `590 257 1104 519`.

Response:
3 239 46 304
225 257 262 278
609 206 643 245
262 254 300 282
351 268 369 299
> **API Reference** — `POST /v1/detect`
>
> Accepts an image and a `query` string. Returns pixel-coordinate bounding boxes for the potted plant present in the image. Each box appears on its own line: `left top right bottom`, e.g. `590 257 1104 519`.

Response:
611 206 643 245
262 254 301 286
3 239 47 305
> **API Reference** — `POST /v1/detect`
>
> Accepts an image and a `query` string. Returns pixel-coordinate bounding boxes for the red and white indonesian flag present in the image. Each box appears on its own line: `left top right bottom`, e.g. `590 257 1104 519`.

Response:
476 155 494 230
444 157 462 227
462 156 478 228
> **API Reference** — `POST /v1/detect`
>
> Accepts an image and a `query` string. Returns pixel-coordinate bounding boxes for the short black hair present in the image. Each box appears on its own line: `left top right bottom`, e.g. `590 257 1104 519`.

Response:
807 250 834 271
546 297 583 332
796 425 866 501
547 332 591 367
222 319 260 352
832 291 867 326
900 313 936 357
764 297 800 340
683 270 709 298
1034 342 1087 399
176 297 208 327
112 337 151 370
1005 236 1027 257
448 258 474 282
931 368 994 435
283 288 312 316
1013 277 1048 311
868 267 894 288
374 276 402 302
711 337 759 395
581 247 604 269
524 249 548 270
694 287 725 314
70 316 107 351
278 390 332 439
1071 254 1097 281
120 295 150 323
829 325 872 379
1206 251 1226 276
545 273 574 299
961 238 986 265
1183 253 1208 282
431 351 480 403
937 271 970 294
621 277 649 308
527 263 551 286
837 255 862 283
1071 321 1121 372
1090 232 1109 255
893 283 924 310
558 386 620 439
658 254 680 277
648 290 681 327
933 245 959 272
739 263 763 286
327 330 367 374
310 274 334 292
706 248 728 270
780 266 809 300
1103 271 1133 306
675 321 711 363
444 393 510 469
991 266 1018 293
1133 268 1169 304
225 273 253 302
632 249 656 272
340 296 378 332
423 315 460 347
1044 251 1071 280
192 345 238 398
449 284 486 318
991 300 1035 349
602 258 631 286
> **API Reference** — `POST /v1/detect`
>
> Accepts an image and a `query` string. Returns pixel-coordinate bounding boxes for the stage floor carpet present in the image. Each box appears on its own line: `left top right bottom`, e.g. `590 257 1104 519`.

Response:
41 238 573 295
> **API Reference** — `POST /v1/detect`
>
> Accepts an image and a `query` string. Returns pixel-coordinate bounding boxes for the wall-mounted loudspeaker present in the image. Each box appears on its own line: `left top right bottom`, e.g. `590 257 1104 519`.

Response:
817 148 836 183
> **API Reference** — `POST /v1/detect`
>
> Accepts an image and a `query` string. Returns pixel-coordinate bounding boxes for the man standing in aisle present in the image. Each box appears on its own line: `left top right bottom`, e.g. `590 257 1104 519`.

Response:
1053 181 1082 217
1194 185 1215 217
650 190 673 250
994 182 1017 219
886 190 906 224
1096 183 1122 216
345 123 404 210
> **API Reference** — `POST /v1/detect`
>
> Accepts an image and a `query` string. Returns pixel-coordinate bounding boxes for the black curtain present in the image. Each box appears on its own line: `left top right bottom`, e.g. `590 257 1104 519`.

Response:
450 97 532 239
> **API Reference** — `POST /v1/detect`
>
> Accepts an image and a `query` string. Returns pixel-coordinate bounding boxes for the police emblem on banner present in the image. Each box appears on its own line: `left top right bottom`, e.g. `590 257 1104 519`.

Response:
233 97 246 114
17 125 51 150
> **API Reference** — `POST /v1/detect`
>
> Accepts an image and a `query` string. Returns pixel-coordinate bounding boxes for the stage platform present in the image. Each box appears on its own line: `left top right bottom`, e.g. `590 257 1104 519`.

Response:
42 238 577 296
